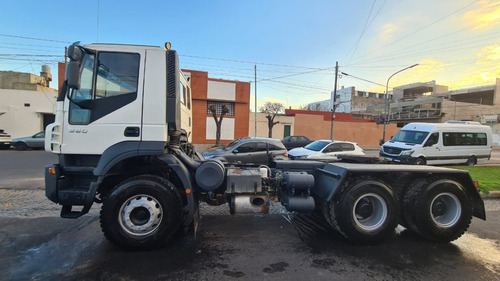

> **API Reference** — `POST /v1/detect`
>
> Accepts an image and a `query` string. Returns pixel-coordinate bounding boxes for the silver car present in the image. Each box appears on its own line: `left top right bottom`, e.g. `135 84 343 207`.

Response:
12 131 45 150
203 137 288 164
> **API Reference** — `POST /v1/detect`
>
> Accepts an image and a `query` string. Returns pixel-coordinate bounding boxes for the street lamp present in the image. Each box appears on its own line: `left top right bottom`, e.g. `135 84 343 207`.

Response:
382 63 419 143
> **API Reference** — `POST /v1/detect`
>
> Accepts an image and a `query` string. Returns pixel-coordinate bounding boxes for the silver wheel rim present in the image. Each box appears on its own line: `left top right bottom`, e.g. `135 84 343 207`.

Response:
119 194 163 236
430 192 461 228
353 193 388 231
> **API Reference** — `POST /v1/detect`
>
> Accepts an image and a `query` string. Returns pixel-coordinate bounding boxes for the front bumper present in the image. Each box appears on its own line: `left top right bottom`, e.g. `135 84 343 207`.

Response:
379 152 416 164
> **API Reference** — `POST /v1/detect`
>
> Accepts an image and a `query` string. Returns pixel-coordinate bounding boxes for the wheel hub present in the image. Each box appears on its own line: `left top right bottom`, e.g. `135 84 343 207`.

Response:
355 199 374 219
432 200 447 217
119 195 163 236
430 192 461 228
130 207 151 226
353 193 388 232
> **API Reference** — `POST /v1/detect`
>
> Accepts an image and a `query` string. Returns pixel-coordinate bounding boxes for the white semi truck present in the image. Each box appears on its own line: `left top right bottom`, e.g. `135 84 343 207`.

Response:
44 42 486 249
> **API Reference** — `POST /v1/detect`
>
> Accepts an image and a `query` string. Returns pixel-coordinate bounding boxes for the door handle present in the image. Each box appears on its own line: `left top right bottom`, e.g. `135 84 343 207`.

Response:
124 127 140 137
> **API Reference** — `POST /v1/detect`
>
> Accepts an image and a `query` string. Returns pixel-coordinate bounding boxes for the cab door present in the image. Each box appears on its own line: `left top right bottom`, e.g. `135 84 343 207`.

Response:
61 50 144 154
419 132 441 164
227 142 256 163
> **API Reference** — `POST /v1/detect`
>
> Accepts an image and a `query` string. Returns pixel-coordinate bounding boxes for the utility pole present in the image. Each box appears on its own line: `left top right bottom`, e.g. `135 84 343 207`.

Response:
329 61 338 140
254 65 257 137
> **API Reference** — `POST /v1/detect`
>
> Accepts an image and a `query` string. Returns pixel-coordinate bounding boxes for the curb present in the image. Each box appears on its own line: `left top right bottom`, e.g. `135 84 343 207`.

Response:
481 191 500 199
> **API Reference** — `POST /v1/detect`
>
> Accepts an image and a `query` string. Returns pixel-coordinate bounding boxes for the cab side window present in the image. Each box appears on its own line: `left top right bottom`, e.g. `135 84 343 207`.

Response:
69 52 140 125
236 143 254 153
424 133 439 147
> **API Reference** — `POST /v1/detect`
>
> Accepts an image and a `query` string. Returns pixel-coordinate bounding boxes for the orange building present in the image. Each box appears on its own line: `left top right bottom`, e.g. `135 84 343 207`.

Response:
285 109 400 148
183 70 250 145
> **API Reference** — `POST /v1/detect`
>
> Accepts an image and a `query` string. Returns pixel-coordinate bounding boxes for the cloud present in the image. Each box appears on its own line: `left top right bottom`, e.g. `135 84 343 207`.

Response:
477 44 500 63
380 23 400 41
413 59 446 80
263 96 286 104
446 44 500 89
462 0 500 30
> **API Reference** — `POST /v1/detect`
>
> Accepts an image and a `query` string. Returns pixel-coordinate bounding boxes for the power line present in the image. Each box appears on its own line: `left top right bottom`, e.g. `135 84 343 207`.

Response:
339 71 385 87
346 0 377 64
0 54 62 57
0 42 63 49
181 54 324 70
0 33 71 44
351 0 480 64
348 29 500 66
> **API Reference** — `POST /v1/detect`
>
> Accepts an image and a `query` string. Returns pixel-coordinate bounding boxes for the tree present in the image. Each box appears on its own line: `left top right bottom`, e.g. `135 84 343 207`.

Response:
208 103 229 146
260 102 285 138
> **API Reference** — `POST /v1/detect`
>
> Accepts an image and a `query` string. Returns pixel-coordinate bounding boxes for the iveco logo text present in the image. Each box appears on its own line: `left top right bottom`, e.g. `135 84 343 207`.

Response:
69 128 88 133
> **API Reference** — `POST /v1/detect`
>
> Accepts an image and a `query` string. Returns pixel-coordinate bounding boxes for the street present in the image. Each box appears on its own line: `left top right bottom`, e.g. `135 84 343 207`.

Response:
0 150 499 281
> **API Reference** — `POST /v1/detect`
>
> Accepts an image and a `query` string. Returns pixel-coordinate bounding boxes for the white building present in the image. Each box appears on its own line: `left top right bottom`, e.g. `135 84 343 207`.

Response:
305 86 383 113
0 89 57 138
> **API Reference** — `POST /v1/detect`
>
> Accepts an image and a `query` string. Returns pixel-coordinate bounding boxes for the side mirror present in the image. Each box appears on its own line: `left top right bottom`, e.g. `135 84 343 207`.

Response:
233 149 239 154
66 61 80 90
67 44 83 61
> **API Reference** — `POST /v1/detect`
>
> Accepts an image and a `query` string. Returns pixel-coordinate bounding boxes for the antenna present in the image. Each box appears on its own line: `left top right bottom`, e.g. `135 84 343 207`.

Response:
96 0 100 42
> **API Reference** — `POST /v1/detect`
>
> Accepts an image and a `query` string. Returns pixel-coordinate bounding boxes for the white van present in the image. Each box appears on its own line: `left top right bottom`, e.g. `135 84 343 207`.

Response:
380 121 492 166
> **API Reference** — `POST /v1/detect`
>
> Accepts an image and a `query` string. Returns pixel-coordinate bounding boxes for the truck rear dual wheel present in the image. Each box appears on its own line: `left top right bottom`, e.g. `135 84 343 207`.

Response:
100 175 183 249
327 178 399 244
402 178 472 242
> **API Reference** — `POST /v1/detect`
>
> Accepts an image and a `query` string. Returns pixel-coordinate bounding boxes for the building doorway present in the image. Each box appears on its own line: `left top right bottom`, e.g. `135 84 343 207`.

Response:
43 114 55 130
283 125 291 138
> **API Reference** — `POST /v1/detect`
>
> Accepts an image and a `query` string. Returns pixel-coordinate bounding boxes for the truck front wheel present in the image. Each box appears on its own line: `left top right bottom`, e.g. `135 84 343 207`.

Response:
100 175 183 249
403 178 472 242
329 178 399 244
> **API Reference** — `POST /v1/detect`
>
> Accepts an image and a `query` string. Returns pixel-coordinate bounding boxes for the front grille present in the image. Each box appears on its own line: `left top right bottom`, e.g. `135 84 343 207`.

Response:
383 146 403 155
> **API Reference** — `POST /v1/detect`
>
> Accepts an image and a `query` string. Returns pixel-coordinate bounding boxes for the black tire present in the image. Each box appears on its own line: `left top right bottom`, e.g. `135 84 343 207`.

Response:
327 178 399 244
402 178 472 242
465 156 476 166
415 157 426 165
14 142 28 151
100 175 183 249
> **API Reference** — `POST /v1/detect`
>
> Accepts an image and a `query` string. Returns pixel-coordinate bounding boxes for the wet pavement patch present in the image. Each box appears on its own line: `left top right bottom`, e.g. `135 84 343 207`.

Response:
262 262 289 273
223 270 245 277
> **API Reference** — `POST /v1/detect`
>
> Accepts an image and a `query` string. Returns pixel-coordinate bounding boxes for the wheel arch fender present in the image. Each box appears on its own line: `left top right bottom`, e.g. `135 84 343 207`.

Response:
93 141 197 227
449 173 485 220
94 141 165 176
158 153 196 227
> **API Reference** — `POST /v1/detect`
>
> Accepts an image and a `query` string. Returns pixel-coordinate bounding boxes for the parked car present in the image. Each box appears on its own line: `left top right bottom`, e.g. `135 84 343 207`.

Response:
12 131 45 150
288 139 365 160
203 137 288 164
281 135 313 150
0 129 12 149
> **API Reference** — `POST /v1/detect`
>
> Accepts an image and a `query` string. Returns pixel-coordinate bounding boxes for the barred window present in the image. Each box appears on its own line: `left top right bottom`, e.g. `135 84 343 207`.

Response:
207 101 235 116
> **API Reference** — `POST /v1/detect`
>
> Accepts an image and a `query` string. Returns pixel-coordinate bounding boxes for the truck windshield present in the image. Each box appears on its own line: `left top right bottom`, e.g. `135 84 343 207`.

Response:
391 130 429 145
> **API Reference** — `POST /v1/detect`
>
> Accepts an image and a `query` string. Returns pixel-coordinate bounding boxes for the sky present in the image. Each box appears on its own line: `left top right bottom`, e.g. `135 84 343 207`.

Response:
1 0 499 110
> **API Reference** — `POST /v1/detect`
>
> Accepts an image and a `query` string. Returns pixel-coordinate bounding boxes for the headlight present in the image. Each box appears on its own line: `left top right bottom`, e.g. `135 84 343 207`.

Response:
401 150 414 156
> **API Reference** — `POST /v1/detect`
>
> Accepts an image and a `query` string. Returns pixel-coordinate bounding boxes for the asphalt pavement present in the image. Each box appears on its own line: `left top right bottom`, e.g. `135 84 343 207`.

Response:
1 149 500 281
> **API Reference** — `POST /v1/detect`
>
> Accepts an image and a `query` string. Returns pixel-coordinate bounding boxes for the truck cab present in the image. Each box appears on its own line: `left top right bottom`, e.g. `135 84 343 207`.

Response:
44 42 193 219
46 43 192 155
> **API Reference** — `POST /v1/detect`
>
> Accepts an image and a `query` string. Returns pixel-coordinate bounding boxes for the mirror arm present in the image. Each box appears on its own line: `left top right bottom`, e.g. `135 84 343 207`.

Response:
65 89 92 109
